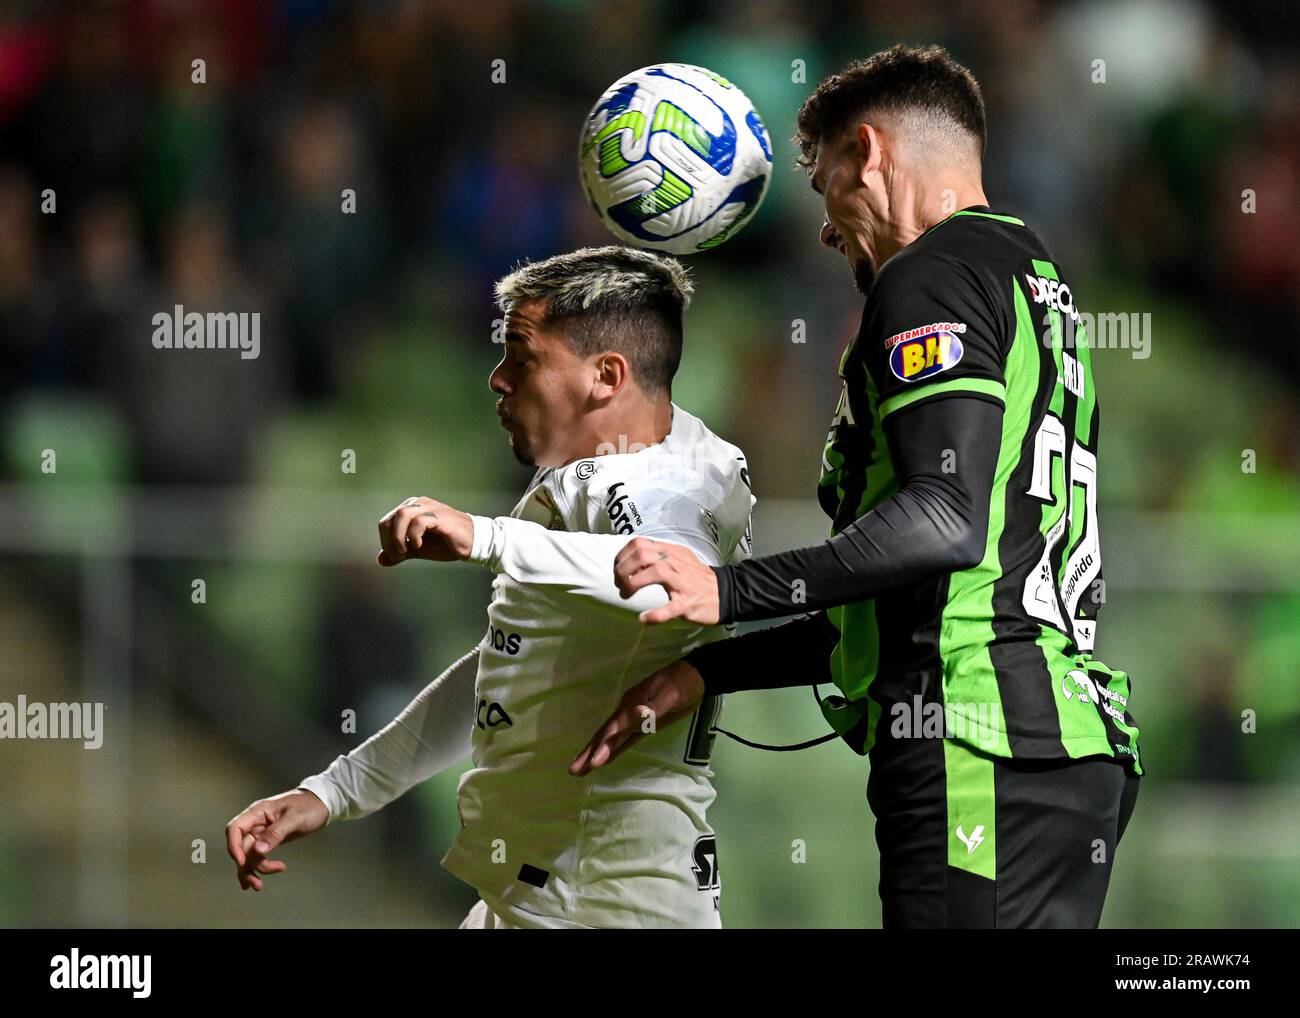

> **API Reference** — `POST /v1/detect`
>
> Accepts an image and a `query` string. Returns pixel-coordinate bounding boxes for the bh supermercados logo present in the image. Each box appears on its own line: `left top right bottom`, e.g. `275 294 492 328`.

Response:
886 321 967 382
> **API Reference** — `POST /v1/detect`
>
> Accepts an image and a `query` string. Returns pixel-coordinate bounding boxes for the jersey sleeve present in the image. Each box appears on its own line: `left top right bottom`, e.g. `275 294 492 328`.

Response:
685 610 839 694
296 642 479 823
713 396 1003 623
862 250 1010 423
465 467 725 617
466 515 679 616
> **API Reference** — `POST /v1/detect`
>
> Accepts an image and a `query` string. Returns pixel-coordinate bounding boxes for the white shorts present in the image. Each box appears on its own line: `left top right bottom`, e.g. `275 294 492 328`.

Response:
458 899 519 930
457 898 600 929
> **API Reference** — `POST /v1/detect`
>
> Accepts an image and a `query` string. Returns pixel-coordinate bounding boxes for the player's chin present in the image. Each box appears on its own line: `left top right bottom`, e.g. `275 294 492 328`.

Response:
506 433 536 467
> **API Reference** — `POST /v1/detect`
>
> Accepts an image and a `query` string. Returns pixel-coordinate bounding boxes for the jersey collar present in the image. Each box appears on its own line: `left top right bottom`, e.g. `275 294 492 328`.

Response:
923 205 1026 238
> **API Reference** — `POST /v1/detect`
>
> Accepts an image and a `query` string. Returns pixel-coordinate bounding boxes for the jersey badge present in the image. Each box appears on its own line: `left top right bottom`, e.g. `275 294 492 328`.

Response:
521 485 566 531
887 322 967 382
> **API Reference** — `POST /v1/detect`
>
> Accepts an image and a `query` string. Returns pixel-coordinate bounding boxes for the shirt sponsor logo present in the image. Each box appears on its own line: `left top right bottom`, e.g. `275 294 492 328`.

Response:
884 321 967 350
1061 668 1129 723
476 698 513 729
487 624 522 656
887 323 966 382
1024 273 1080 322
605 481 643 534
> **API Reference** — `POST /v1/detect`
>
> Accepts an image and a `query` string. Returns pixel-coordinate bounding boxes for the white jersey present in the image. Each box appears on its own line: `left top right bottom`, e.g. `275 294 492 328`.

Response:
300 403 754 929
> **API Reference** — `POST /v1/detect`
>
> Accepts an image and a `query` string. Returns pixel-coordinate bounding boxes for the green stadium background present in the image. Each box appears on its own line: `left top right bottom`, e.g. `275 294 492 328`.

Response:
1 0 1297 928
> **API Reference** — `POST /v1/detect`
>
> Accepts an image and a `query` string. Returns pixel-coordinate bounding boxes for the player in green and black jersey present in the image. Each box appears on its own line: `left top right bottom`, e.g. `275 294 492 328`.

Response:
808 205 1143 771
572 44 1142 928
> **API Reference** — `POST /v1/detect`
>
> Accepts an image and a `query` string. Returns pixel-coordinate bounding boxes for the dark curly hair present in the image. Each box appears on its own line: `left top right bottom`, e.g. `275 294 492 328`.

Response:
795 44 986 169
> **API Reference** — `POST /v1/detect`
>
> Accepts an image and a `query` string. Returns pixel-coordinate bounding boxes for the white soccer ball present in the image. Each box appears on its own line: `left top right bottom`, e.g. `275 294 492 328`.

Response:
579 63 773 255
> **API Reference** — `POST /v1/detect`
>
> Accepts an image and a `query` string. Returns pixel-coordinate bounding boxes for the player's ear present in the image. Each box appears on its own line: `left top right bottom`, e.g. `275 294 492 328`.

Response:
591 351 630 401
854 122 889 185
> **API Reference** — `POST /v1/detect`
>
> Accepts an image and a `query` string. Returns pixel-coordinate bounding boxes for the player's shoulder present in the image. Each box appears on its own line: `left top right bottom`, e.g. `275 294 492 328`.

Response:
875 207 1038 293
547 404 753 542
561 406 745 497
866 210 1051 348
662 403 751 482
511 466 570 531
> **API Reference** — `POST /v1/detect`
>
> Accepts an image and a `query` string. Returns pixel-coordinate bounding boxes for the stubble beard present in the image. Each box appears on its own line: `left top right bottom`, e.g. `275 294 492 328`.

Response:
852 257 875 296
507 433 536 467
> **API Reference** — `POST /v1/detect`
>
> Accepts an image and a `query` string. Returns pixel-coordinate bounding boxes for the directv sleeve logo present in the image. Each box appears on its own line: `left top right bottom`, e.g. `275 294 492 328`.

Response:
887 322 966 382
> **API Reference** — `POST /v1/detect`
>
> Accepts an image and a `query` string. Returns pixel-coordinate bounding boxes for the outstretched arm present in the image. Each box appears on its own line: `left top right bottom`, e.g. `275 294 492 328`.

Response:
372 490 725 619
468 513 711 616
685 610 838 694
297 643 480 823
715 395 1001 622
614 396 1001 626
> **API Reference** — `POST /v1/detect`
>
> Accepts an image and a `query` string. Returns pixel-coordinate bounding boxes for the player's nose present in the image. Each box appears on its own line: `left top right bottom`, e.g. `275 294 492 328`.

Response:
488 360 511 396
819 215 839 251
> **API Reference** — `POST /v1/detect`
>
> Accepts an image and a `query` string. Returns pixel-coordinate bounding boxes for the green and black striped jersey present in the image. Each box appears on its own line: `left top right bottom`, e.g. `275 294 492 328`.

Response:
818 207 1143 774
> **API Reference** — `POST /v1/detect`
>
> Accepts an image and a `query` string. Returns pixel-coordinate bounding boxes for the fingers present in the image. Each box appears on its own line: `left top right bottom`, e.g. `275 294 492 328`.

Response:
378 509 403 563
616 555 693 624
379 498 442 564
405 512 432 551
571 711 627 776
227 790 330 893
225 804 272 868
251 816 290 857
570 702 651 776
240 832 261 890
228 801 293 891
640 599 689 625
616 542 718 626
237 829 291 891
226 820 247 868
614 540 705 603
390 500 422 554
614 538 657 595
613 536 649 575
569 741 596 775
240 863 282 891
571 660 706 775
237 830 264 890
617 557 676 599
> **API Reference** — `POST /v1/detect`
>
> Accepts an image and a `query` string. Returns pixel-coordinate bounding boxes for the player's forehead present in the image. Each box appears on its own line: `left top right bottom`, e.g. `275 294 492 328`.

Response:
810 134 840 194
811 119 863 191
504 299 549 342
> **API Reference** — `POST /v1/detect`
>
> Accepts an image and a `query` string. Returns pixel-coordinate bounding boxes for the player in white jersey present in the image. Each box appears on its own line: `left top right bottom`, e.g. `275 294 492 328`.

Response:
225 246 755 929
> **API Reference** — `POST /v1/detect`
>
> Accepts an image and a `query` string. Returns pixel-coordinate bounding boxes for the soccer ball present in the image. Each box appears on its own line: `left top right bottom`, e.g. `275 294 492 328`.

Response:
579 63 772 255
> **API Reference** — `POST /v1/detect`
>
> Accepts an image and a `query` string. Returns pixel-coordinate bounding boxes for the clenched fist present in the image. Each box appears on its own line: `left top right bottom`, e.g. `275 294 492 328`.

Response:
377 496 474 566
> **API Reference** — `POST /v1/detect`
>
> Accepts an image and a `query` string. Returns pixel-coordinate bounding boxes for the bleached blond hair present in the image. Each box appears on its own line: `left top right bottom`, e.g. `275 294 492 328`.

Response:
493 245 694 393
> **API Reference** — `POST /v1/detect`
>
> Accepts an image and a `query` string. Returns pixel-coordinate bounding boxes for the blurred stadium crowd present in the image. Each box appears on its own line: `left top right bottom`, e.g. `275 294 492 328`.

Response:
1 0 1298 927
